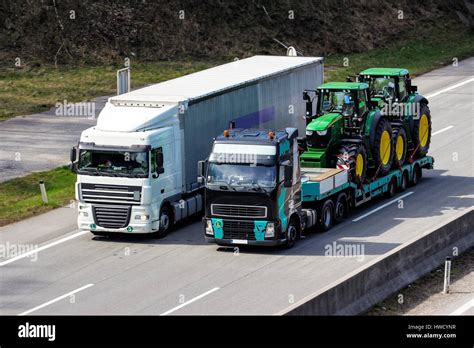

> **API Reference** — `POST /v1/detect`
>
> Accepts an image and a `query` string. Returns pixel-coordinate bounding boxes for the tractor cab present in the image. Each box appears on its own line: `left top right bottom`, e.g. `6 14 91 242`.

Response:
301 82 372 168
358 68 417 105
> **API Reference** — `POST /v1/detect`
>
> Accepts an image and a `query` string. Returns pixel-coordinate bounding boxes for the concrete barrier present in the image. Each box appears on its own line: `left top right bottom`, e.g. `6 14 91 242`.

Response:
281 207 474 315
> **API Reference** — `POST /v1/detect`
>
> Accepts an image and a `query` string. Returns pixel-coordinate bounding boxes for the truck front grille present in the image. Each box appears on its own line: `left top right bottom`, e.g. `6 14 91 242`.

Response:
222 220 256 240
92 205 131 229
81 183 141 205
211 204 267 218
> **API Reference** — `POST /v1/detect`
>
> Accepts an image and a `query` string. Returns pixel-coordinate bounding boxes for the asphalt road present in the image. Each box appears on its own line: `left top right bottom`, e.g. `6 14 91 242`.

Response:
0 58 473 315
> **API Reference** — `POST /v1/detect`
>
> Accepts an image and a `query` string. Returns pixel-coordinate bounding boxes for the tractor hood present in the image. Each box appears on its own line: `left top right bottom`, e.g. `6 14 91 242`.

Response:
307 113 342 132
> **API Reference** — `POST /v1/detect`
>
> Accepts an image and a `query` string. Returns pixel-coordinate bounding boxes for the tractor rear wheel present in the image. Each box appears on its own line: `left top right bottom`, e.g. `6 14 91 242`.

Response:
373 119 394 176
337 144 367 183
413 105 432 157
392 127 408 167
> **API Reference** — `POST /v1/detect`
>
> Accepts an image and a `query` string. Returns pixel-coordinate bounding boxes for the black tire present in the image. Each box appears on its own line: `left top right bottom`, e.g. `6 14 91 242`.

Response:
399 171 408 192
337 144 367 183
284 218 299 249
373 118 394 176
384 177 397 198
392 127 408 167
319 199 334 232
411 165 421 186
334 192 348 224
412 104 432 157
156 205 173 238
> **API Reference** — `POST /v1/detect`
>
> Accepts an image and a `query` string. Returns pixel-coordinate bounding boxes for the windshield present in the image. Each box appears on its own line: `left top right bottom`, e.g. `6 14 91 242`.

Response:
368 77 395 98
318 90 354 115
207 163 276 190
78 149 149 177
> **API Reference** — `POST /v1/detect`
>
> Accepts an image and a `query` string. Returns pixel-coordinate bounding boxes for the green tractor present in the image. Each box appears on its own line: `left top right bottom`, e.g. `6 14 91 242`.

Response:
301 82 394 183
357 68 432 166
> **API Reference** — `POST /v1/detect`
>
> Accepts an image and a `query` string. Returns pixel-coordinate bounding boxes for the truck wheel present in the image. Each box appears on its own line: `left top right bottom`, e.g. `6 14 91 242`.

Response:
334 193 348 224
284 218 298 249
411 165 422 186
156 205 173 238
384 177 397 198
399 171 408 192
413 105 431 157
392 127 407 167
373 119 394 176
319 200 334 232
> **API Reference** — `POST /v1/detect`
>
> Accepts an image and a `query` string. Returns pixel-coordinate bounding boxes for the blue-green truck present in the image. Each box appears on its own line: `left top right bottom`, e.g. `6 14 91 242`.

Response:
199 127 433 248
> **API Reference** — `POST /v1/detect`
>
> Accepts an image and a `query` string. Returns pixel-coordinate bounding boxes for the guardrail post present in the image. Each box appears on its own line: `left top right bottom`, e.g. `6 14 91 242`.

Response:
39 180 48 204
443 256 451 294
117 67 131 95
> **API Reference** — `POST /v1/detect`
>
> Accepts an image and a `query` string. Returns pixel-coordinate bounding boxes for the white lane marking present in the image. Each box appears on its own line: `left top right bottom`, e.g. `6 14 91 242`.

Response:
161 287 220 315
352 192 414 222
425 77 474 99
432 125 454 136
18 284 94 316
450 298 474 315
0 230 89 267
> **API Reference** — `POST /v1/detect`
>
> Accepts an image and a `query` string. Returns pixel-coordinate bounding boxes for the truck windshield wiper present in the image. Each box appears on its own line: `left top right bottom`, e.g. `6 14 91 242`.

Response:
250 182 268 193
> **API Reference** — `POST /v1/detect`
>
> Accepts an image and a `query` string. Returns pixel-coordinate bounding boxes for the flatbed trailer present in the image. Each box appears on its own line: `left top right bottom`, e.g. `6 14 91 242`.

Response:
300 156 434 232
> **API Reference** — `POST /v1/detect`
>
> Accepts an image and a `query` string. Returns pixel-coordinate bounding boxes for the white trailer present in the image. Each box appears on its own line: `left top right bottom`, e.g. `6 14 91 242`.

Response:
71 55 324 237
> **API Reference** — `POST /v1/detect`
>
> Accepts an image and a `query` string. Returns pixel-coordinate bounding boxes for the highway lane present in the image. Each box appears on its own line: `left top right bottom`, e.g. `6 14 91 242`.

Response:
0 58 472 315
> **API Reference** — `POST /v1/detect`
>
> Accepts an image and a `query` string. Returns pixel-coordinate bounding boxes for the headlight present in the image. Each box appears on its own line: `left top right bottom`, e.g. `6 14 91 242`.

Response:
134 214 150 221
265 222 275 238
306 130 313 136
316 130 328 136
205 220 214 236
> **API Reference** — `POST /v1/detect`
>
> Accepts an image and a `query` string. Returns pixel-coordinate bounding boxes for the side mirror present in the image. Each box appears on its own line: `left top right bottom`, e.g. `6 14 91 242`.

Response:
155 152 164 167
197 160 207 184
70 146 77 163
303 91 310 101
411 85 418 93
284 164 293 187
370 99 379 109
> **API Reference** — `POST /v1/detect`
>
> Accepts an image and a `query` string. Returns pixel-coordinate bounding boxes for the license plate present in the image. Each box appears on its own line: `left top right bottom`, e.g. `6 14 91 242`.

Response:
232 239 248 245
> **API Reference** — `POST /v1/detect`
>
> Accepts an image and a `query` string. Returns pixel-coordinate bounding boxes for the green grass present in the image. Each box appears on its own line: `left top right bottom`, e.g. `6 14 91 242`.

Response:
0 167 76 226
0 61 220 121
0 25 472 226
324 25 474 82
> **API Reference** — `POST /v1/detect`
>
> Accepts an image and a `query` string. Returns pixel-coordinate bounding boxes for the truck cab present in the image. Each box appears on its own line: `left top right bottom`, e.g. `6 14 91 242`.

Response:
200 128 302 247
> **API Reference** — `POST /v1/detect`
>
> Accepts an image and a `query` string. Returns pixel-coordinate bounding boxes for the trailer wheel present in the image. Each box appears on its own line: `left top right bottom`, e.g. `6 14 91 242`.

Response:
156 205 174 238
411 165 422 186
334 192 348 224
399 171 408 192
284 218 299 249
319 200 334 232
384 177 397 198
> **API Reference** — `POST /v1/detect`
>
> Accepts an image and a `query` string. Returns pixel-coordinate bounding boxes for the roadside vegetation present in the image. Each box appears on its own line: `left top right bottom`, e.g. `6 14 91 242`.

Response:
0 25 472 226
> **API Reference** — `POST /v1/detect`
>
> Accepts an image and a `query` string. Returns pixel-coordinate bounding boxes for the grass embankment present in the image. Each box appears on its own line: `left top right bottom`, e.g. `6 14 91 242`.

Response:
0 61 218 121
0 167 75 226
0 26 472 226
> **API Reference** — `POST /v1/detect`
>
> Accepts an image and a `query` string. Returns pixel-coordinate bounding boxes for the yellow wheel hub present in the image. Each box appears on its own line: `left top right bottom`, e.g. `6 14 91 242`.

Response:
380 130 391 165
396 134 404 161
355 153 364 177
419 114 429 147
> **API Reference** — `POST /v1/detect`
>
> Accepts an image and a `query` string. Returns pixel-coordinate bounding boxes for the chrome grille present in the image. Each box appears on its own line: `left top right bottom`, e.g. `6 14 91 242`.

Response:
92 205 131 229
222 220 256 240
211 204 267 218
81 183 141 205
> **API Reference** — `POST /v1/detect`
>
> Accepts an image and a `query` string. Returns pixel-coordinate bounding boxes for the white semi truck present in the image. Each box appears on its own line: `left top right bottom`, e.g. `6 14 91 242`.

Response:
70 55 324 237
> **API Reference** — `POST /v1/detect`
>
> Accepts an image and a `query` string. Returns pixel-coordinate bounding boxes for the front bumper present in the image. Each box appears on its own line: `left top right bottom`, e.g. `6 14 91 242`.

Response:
205 236 286 246
203 217 285 247
77 203 159 234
